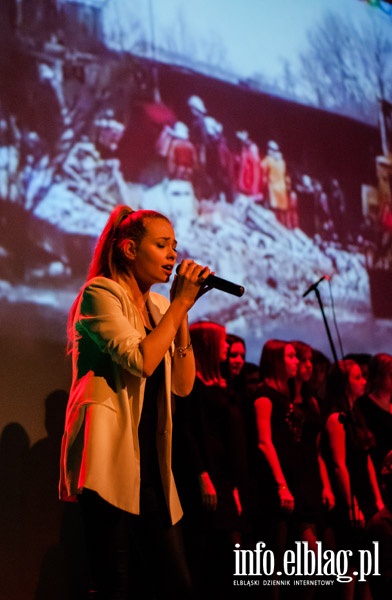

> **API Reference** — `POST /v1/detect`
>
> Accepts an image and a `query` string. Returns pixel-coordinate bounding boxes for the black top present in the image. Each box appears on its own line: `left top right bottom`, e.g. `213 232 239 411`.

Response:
253 382 324 523
322 403 377 522
173 377 240 531
357 394 392 481
138 327 169 525
366 507 392 599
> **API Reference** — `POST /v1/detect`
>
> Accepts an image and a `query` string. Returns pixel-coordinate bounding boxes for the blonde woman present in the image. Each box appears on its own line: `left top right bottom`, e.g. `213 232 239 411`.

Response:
60 205 210 599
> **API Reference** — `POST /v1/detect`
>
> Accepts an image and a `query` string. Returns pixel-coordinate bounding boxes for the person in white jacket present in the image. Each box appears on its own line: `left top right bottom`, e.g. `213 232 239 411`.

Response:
60 204 211 599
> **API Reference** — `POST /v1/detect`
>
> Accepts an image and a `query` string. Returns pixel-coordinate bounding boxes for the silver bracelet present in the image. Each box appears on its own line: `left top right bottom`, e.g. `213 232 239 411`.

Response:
176 341 192 358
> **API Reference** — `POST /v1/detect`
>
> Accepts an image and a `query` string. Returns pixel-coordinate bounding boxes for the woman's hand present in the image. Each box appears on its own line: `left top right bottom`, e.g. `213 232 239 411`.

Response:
170 260 212 306
376 498 385 512
349 504 365 528
198 471 218 511
233 487 242 516
278 485 295 513
322 486 335 511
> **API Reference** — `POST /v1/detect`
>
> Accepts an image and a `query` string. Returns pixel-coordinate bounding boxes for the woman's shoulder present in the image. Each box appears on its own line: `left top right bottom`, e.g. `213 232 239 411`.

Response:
252 382 277 404
325 410 342 428
149 290 170 310
254 381 286 399
78 277 123 302
84 276 123 294
77 278 138 318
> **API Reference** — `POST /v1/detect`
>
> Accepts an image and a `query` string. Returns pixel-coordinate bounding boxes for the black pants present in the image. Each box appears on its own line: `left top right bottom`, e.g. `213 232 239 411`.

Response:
79 489 196 600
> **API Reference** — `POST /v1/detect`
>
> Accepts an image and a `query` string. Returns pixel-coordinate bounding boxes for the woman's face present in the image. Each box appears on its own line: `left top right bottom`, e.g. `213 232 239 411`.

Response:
228 341 246 377
348 363 367 401
297 349 313 383
284 344 299 379
131 218 177 286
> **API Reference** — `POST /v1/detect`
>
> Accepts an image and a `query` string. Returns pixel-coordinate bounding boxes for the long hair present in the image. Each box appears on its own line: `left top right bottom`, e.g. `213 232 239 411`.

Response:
326 359 374 452
290 339 313 405
189 321 226 386
368 353 392 393
87 205 170 280
67 205 170 351
258 339 288 390
325 359 359 414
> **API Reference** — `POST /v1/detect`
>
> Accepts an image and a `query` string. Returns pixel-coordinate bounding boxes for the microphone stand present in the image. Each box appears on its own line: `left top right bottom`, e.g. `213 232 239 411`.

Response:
312 286 359 527
314 287 339 366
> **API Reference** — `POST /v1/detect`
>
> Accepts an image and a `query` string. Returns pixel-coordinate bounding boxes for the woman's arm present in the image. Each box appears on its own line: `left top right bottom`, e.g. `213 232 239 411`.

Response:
79 267 207 384
139 297 196 378
140 263 209 379
325 413 364 525
171 314 196 397
316 431 335 510
367 454 385 512
254 395 294 511
180 381 218 511
312 399 335 510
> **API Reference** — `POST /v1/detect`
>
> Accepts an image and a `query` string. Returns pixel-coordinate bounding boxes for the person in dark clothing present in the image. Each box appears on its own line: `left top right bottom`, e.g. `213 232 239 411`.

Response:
323 359 385 600
366 450 392 600
357 353 392 483
222 334 255 547
173 321 241 598
253 339 334 600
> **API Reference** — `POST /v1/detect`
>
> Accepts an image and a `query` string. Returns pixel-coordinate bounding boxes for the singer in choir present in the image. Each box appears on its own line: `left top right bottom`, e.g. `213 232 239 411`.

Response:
59 204 211 599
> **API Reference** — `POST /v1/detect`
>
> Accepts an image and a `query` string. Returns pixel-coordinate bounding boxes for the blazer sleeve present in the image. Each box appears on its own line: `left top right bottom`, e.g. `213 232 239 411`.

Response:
76 278 144 377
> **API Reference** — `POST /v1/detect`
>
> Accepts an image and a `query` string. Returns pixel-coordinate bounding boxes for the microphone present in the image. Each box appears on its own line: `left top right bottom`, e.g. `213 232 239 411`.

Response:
175 265 245 297
302 275 330 298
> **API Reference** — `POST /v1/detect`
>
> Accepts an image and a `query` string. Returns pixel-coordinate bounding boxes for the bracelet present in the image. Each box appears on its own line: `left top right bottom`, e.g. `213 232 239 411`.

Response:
176 341 192 358
277 483 287 490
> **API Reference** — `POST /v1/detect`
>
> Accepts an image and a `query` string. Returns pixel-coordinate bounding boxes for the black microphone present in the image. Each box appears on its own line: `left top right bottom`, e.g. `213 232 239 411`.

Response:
176 265 245 297
302 275 330 298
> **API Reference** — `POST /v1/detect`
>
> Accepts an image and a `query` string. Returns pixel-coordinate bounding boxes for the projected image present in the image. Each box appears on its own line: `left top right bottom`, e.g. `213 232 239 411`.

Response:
1 0 392 360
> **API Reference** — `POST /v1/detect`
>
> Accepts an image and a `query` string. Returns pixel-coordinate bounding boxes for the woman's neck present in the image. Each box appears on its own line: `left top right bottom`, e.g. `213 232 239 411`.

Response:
119 274 147 303
265 377 289 396
119 274 152 327
292 377 304 403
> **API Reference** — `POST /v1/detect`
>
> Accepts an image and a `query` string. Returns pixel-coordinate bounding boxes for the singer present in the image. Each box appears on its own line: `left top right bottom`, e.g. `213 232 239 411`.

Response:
59 205 212 599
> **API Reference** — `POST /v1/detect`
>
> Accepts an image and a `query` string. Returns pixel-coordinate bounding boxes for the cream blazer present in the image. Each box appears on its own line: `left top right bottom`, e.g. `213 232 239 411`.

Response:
59 276 183 524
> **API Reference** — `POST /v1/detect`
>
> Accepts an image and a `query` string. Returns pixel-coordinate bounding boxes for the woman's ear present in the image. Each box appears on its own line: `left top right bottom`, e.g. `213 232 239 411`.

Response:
123 239 136 260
